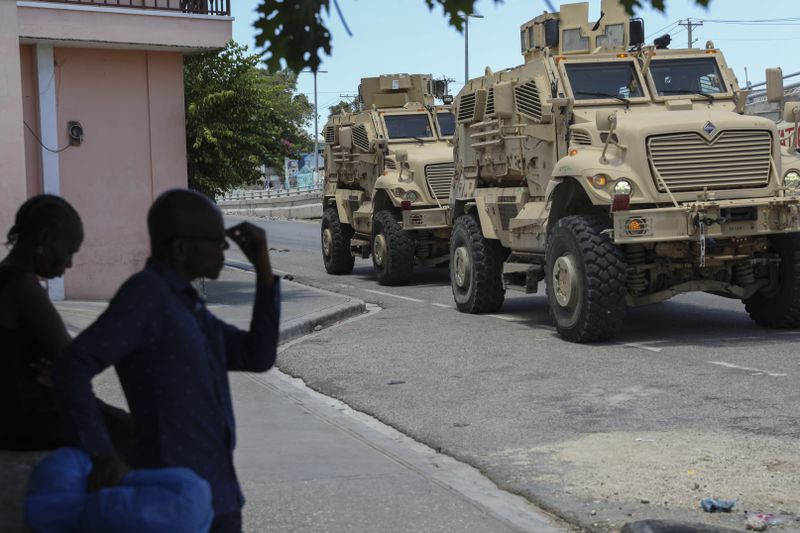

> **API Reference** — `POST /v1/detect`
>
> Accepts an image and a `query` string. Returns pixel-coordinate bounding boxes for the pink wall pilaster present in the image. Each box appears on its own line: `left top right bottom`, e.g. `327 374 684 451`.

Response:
0 0 28 235
19 45 43 197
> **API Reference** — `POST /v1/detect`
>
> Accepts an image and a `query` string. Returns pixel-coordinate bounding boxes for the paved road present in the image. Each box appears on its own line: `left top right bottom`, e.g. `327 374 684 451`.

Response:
227 216 800 533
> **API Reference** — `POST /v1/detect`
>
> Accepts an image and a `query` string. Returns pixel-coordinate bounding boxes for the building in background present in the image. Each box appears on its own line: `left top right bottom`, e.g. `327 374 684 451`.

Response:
1 0 231 299
284 148 323 189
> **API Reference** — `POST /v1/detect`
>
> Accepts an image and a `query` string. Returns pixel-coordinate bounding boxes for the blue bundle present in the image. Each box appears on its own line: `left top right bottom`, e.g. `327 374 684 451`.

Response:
25 447 212 533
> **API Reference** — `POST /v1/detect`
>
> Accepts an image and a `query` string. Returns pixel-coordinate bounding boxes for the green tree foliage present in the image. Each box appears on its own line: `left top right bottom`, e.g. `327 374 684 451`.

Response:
328 99 359 118
184 42 313 196
254 0 713 73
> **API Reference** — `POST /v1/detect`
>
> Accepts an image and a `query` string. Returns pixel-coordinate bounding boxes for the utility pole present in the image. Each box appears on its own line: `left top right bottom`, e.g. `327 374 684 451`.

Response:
464 13 484 84
678 18 703 49
300 69 328 187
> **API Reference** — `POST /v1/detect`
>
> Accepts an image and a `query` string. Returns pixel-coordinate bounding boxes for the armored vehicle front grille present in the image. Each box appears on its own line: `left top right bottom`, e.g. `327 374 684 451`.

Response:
458 92 476 122
647 130 772 192
514 81 542 122
485 88 495 116
425 163 455 201
352 124 370 152
325 125 336 144
385 159 396 170
570 129 593 145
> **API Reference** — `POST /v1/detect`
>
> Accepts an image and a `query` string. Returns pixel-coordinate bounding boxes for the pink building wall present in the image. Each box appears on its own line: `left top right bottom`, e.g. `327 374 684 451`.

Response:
54 48 187 299
0 2 27 237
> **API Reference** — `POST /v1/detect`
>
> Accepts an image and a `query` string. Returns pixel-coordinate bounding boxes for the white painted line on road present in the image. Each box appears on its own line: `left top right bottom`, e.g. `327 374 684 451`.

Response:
362 289 426 303
707 361 787 377
621 342 663 353
431 302 454 309
487 314 526 322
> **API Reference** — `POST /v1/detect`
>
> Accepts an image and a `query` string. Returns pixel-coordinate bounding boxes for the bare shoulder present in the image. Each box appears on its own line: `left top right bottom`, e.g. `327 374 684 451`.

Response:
0 270 47 329
13 272 48 301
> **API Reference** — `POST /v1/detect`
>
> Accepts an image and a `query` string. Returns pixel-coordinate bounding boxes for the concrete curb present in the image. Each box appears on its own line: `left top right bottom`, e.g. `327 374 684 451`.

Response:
224 260 366 344
221 203 322 219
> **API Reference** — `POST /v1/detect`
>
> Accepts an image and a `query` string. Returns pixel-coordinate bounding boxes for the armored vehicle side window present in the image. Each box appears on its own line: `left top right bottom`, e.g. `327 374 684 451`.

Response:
565 62 644 100
649 58 726 96
436 112 455 137
384 114 434 140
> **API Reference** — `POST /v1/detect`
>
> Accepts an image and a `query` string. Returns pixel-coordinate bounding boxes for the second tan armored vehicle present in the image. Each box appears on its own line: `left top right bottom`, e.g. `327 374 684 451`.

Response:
321 74 455 285
449 0 800 342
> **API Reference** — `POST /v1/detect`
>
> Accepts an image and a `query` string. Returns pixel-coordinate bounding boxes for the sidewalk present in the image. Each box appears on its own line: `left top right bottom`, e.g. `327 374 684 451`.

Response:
0 268 569 533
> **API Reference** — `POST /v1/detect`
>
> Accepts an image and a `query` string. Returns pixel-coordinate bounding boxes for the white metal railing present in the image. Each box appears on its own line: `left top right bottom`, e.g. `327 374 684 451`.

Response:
217 185 323 203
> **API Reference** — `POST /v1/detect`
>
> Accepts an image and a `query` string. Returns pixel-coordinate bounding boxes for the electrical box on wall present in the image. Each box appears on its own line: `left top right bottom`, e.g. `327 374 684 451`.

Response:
68 121 83 146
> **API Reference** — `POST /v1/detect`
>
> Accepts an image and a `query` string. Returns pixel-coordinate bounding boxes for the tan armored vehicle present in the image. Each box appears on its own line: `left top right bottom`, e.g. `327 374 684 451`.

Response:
321 74 455 284
449 0 800 342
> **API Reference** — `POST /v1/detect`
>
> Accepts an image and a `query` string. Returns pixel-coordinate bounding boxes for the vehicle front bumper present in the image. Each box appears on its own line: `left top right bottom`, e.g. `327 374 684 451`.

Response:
401 206 450 230
612 195 800 244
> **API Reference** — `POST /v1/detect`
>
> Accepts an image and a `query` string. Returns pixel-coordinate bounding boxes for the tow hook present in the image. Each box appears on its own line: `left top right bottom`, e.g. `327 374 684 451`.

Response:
692 214 727 267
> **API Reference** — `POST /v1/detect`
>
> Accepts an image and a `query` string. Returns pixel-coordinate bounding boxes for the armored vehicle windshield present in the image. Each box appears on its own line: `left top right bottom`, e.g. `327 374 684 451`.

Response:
649 58 726 98
436 111 455 137
564 61 645 101
383 113 435 140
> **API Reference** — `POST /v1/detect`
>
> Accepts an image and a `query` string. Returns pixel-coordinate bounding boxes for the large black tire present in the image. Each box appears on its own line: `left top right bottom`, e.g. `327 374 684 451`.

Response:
450 214 506 313
744 233 800 327
321 207 354 275
371 210 414 285
545 215 627 343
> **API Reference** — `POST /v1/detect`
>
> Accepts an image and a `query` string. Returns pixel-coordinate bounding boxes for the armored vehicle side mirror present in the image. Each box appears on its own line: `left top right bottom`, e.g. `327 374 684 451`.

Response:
596 110 616 131
395 149 408 164
783 102 800 124
544 19 559 48
339 126 353 150
766 68 784 103
629 19 644 48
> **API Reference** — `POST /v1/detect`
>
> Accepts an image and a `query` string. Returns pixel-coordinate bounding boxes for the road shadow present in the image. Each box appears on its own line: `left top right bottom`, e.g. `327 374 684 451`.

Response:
350 265 451 288
490 291 800 348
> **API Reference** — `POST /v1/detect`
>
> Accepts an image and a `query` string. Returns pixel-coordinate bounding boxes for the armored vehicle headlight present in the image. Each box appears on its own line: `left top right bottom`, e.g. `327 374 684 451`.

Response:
614 179 633 196
783 170 800 190
403 191 419 202
590 174 608 188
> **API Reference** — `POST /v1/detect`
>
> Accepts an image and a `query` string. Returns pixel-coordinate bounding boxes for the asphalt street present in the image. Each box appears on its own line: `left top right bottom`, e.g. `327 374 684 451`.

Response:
227 215 800 533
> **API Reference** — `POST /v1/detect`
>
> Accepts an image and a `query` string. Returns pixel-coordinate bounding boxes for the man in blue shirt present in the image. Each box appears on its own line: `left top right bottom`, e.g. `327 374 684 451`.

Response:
53 189 280 533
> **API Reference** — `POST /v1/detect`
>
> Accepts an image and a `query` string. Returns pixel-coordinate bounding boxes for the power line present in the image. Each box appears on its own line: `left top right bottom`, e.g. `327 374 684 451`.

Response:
647 20 680 39
701 17 800 24
23 121 71 154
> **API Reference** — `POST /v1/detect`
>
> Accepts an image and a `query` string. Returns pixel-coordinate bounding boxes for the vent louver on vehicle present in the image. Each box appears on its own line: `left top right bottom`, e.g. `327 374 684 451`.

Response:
457 93 476 123
514 80 542 121
324 125 336 144
647 130 772 192
385 159 396 170
570 129 593 145
485 88 495 116
352 124 370 152
425 162 455 201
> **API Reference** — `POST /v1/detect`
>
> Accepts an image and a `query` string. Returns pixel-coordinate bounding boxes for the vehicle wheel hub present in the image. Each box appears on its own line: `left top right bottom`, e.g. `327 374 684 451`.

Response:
322 228 333 257
454 246 471 288
553 254 579 308
374 234 387 267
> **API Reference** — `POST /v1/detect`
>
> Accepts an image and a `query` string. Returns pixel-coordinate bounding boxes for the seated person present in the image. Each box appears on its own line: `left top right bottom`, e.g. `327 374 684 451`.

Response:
0 194 133 452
